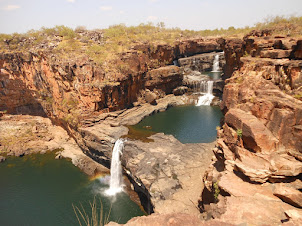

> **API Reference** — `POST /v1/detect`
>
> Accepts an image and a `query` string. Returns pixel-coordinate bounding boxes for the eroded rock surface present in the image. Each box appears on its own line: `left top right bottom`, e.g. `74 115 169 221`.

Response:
200 34 302 225
107 213 233 226
124 134 215 215
0 114 108 175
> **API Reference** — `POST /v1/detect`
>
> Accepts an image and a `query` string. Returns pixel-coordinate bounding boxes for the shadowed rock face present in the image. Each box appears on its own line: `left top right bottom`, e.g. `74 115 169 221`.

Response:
200 34 302 225
0 38 221 119
178 51 225 72
145 66 183 94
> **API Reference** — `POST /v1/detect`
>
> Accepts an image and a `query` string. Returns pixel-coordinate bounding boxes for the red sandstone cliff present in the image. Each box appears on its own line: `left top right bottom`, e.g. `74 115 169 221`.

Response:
0 38 221 127
200 34 302 225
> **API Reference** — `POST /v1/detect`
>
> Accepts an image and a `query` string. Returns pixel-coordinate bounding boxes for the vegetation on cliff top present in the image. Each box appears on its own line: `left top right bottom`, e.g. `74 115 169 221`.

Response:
0 16 301 65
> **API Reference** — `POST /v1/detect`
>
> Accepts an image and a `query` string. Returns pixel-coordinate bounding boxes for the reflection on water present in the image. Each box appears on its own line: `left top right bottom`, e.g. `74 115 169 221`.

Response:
130 105 223 143
0 153 145 226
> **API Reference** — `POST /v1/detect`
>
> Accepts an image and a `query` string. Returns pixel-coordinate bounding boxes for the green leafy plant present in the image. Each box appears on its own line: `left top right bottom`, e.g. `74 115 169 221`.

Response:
236 129 243 138
213 182 220 201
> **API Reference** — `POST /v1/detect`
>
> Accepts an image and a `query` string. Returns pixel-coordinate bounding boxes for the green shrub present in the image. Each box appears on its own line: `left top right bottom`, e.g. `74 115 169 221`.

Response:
213 182 220 201
236 129 243 138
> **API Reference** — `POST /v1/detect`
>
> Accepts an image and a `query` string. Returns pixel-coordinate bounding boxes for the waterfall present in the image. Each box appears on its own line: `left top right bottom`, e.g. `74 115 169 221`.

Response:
192 80 211 93
196 81 214 106
212 54 220 72
105 139 124 196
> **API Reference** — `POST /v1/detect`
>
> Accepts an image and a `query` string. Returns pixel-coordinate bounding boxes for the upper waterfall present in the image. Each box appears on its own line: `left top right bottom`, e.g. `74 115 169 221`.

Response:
212 54 220 72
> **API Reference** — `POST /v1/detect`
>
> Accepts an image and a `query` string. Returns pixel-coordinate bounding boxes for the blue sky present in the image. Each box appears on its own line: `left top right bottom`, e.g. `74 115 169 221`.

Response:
0 0 301 34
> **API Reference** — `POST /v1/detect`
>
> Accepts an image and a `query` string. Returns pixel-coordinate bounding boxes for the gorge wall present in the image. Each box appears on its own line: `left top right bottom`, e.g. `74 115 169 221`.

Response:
0 38 222 120
200 34 302 225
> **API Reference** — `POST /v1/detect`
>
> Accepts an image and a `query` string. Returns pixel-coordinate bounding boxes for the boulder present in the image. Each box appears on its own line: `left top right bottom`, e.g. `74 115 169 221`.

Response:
269 153 302 178
274 184 302 208
292 40 302 59
173 86 188 96
144 90 158 105
225 108 278 153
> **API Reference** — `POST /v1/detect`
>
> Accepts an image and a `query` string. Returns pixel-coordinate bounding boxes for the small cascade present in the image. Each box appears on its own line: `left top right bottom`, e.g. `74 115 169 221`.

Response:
212 54 220 72
191 80 211 93
196 81 214 106
105 139 124 196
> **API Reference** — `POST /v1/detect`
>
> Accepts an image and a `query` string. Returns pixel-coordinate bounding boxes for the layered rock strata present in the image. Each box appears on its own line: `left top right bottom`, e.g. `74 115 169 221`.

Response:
0 114 108 175
0 38 222 119
200 35 302 225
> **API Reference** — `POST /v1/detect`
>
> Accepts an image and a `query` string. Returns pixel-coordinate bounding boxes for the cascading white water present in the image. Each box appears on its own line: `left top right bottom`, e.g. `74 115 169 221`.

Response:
196 81 214 106
105 139 124 196
212 54 220 72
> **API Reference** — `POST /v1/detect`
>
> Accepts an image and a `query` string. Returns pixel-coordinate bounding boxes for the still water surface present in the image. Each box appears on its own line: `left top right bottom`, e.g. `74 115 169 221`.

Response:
131 105 223 143
0 153 144 226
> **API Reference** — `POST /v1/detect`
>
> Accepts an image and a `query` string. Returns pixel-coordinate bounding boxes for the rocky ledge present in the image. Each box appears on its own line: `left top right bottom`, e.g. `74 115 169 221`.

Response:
0 114 108 175
107 213 232 226
199 36 302 225
78 94 216 214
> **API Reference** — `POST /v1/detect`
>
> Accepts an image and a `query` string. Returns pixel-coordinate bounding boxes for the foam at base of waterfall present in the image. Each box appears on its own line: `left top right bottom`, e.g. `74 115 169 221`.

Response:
104 186 124 196
196 93 215 106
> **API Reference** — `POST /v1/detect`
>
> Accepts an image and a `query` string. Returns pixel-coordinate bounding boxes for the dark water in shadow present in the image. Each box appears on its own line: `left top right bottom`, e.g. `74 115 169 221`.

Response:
0 153 144 226
130 105 223 143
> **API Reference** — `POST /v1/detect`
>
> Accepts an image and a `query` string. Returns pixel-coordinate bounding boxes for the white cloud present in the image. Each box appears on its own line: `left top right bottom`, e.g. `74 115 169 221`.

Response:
67 0 75 3
147 16 158 21
2 5 20 11
100 6 112 11
149 0 159 2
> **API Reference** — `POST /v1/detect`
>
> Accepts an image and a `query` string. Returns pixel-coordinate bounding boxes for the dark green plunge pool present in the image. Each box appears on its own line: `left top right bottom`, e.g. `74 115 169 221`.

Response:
130 105 223 143
0 153 144 226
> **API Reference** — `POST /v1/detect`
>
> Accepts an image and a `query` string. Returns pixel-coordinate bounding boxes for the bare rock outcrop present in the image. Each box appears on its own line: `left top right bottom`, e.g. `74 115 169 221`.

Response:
107 213 233 226
0 114 108 175
145 66 183 94
200 35 302 225
124 134 215 215
178 51 225 72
